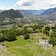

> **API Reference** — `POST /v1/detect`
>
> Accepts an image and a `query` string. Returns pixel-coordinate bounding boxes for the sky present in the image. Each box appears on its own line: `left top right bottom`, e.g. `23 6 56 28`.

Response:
0 0 56 10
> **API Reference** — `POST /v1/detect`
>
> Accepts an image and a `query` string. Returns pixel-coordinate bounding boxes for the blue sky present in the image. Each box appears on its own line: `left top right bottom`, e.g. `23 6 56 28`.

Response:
0 0 56 10
0 0 18 9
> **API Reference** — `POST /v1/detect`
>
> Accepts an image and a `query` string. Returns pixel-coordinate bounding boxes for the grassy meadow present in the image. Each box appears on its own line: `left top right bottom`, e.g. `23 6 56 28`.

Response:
0 33 56 56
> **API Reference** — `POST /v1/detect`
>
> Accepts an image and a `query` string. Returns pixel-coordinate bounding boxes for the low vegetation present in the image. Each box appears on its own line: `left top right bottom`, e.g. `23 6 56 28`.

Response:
0 23 56 56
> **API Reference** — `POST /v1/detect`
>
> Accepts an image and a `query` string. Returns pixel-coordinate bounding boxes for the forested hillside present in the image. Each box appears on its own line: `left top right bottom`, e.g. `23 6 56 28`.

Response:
0 9 24 20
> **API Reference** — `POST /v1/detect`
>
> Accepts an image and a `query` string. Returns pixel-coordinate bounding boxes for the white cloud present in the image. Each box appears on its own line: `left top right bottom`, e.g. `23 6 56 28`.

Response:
16 0 56 10
17 0 33 6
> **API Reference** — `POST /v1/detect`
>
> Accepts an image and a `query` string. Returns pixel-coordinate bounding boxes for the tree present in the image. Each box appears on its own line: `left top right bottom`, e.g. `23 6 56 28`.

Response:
45 26 50 31
43 30 49 36
32 24 38 31
24 33 30 39
1 29 8 34
16 28 23 36
51 31 56 37
37 24 44 29
43 26 51 36
35 29 42 33
0 33 5 42
49 37 56 46
6 29 16 41
27 28 33 33
23 26 28 34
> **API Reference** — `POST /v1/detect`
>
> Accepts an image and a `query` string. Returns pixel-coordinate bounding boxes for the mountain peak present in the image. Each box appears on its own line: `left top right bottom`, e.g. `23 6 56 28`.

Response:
0 9 24 20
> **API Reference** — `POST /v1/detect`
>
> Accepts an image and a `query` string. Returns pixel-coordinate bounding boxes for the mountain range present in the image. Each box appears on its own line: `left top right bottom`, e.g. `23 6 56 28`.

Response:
19 10 45 18
0 7 56 20
41 7 56 20
0 9 24 20
20 7 56 18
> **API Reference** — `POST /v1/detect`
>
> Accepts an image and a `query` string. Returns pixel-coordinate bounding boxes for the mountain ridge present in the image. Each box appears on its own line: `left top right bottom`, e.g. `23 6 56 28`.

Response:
0 9 24 20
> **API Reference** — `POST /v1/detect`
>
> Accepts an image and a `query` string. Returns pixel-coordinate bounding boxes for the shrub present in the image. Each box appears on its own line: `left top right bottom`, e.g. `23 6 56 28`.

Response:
45 26 50 31
16 28 23 36
49 37 56 46
43 30 49 36
24 33 30 40
0 33 5 42
6 29 16 41
26 28 33 33
35 29 42 33
51 31 56 37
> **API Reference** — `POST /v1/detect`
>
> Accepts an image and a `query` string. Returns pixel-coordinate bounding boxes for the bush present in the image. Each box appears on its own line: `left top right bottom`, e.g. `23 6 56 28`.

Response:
43 30 49 36
26 28 33 33
49 37 56 46
1 29 9 34
49 30 56 46
45 26 50 31
0 33 5 42
51 31 56 37
24 33 30 39
16 28 23 36
32 24 38 31
35 29 42 33
6 29 17 41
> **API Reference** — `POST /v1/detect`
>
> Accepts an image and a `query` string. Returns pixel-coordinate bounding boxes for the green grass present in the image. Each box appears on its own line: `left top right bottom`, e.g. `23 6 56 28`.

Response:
0 33 56 56
5 36 30 47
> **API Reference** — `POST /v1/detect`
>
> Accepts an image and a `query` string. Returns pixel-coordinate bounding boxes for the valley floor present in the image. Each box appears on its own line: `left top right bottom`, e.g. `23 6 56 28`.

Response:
0 33 56 56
